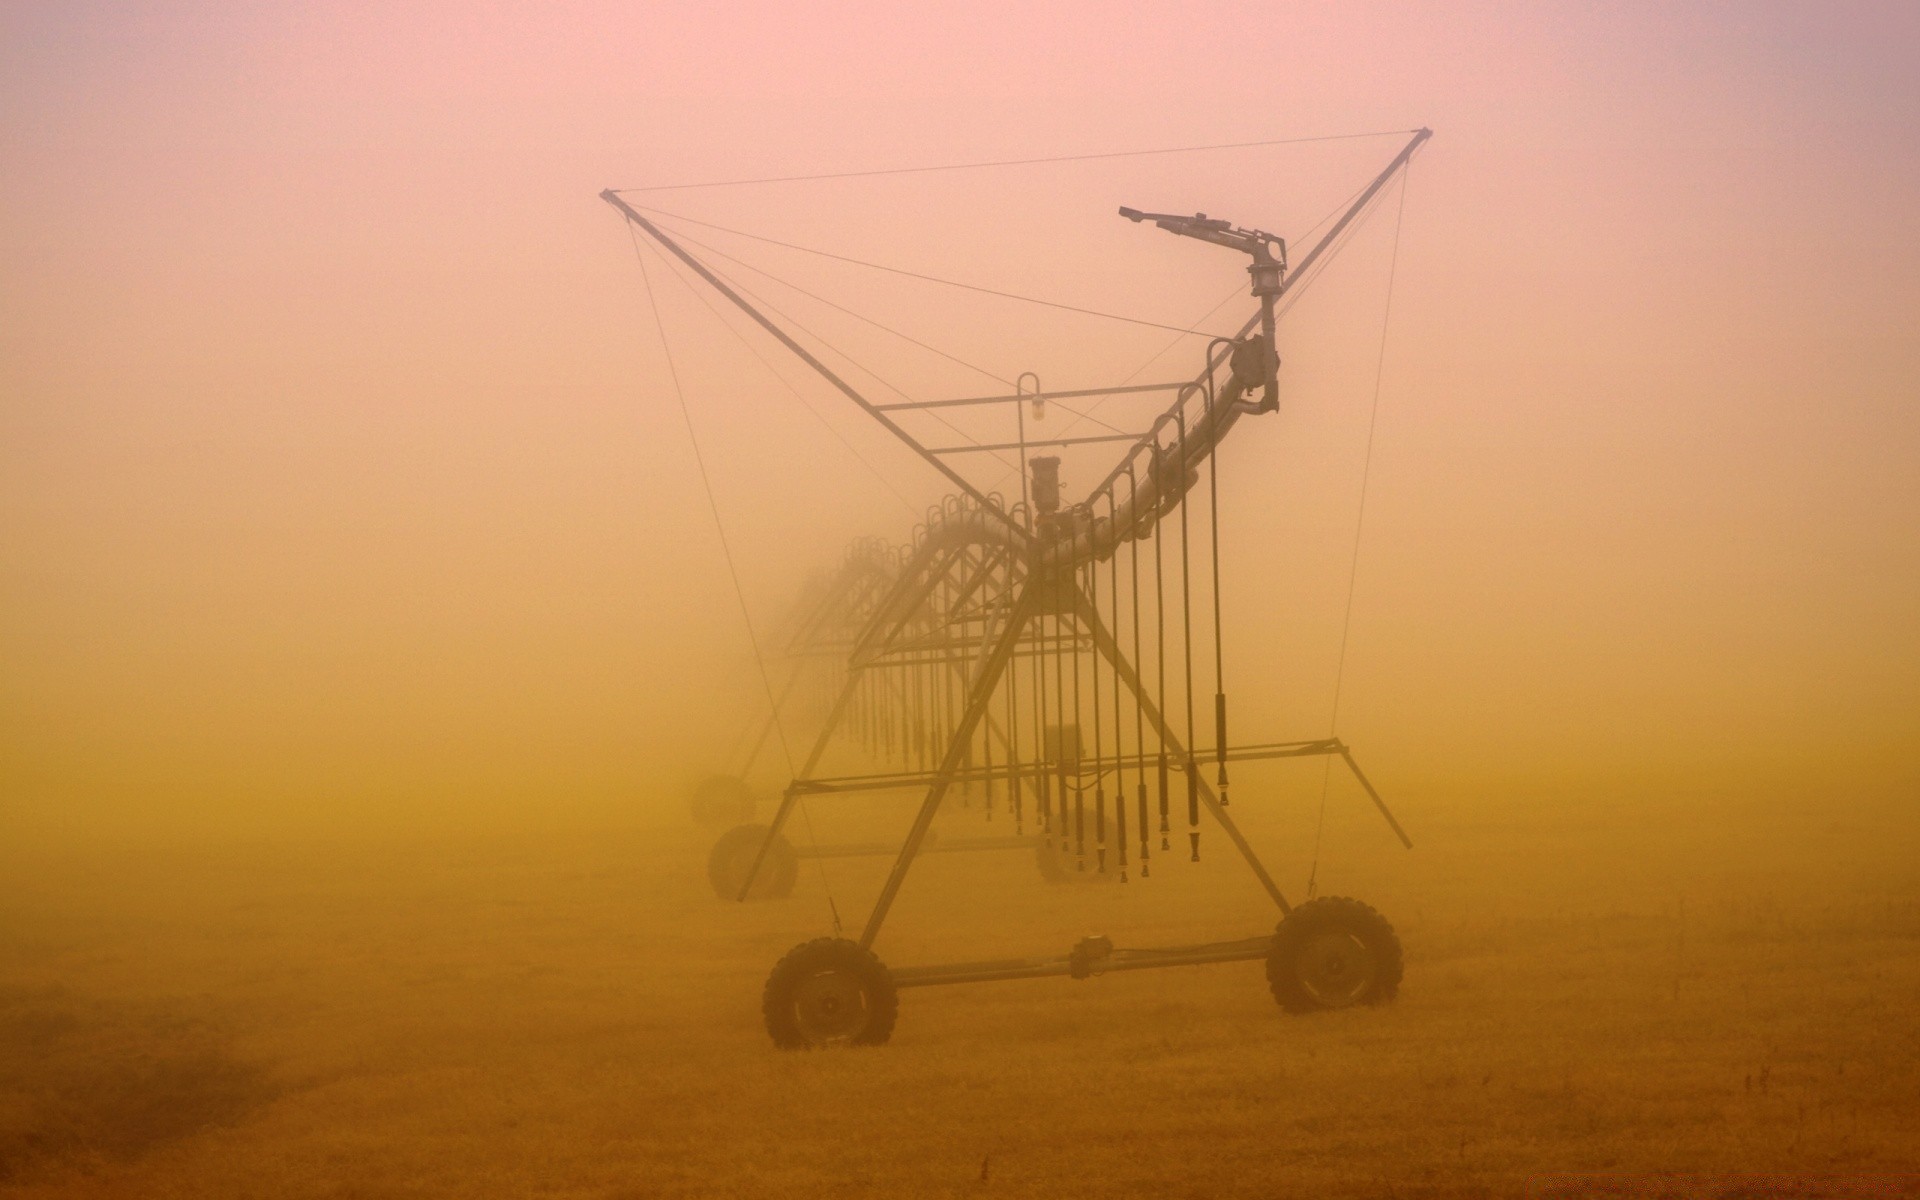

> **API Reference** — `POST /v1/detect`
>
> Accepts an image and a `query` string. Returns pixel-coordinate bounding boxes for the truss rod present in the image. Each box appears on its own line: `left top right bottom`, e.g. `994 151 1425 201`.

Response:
874 381 1190 412
602 192 1026 540
930 432 1142 455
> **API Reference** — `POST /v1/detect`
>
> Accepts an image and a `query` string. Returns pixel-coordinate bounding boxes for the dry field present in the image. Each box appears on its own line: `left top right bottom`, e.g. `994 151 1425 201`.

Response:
3 784 1916 1198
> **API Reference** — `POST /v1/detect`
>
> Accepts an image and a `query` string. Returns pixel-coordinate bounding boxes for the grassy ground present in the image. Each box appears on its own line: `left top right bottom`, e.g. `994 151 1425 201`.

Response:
2 785 1916 1198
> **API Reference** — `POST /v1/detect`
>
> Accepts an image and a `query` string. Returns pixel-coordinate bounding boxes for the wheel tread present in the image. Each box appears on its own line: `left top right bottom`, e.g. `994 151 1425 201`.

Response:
706 824 798 900
1266 895 1403 1013
762 937 898 1049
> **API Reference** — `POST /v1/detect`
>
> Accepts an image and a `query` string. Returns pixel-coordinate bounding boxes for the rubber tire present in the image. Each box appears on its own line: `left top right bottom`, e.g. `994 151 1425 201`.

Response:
1034 837 1118 884
1266 896 1403 1013
762 938 898 1050
690 775 757 828
706 824 798 901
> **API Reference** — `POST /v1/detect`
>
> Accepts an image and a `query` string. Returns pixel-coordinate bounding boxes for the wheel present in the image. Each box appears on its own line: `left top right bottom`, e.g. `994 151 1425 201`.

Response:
706 824 798 901
690 775 756 828
762 938 898 1049
1034 836 1118 884
1266 896 1403 1013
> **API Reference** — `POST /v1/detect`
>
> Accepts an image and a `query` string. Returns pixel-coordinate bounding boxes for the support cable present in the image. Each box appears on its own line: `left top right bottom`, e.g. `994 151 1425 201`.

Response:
650 215 1014 387
623 202 1234 339
664 245 1024 474
610 129 1419 193
1307 165 1412 898
628 233 841 931
638 227 919 516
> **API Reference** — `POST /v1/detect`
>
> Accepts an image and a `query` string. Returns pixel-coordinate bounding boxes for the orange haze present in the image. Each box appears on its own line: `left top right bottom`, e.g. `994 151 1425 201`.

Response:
4 1 1917 841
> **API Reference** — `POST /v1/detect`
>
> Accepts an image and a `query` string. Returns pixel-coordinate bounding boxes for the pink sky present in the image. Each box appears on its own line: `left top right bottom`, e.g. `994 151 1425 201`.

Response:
3 1 1916 836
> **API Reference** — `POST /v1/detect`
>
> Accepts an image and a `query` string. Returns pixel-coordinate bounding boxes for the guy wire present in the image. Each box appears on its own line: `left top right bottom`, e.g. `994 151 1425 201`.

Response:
1306 162 1412 899
628 228 842 930
612 129 1419 193
641 229 919 517
626 203 1233 339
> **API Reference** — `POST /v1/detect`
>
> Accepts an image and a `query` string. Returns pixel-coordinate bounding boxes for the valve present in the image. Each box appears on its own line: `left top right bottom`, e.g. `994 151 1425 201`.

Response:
1068 934 1114 979
1029 455 1062 516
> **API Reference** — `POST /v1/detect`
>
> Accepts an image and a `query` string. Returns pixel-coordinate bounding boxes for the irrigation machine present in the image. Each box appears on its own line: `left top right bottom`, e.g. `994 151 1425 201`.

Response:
605 128 1428 1048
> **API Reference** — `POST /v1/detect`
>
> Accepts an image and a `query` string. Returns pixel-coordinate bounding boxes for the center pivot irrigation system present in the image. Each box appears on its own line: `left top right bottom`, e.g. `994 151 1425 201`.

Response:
604 127 1429 1048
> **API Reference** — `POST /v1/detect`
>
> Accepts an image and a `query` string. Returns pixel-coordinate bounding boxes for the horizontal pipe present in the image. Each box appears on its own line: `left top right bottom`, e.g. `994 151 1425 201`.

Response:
838 644 1093 669
790 738 1349 795
872 381 1188 412
929 431 1145 455
796 834 1038 860
890 937 1273 989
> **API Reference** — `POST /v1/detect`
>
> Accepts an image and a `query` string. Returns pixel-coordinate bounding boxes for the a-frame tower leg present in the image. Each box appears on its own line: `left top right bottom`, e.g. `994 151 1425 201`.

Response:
858 581 1044 948
735 662 870 901
1068 584 1293 916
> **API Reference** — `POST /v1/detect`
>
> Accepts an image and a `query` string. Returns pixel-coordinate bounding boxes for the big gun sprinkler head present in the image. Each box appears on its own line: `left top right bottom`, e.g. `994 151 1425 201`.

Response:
1119 206 1287 411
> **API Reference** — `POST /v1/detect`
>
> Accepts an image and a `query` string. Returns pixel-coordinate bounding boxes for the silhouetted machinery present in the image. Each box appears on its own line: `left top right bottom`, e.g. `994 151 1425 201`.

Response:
694 531 1110 898
606 128 1429 1047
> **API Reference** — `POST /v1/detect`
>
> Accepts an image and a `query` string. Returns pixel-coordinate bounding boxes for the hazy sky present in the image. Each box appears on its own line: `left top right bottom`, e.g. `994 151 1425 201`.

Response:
3 1 1916 838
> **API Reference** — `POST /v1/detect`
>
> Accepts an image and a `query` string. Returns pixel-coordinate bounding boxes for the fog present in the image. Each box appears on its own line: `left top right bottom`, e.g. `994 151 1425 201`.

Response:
3 2 1917 1194
4 1 1912 842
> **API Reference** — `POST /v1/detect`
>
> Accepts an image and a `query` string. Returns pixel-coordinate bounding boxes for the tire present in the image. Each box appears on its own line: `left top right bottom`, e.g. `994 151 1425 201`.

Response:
1266 896 1403 1013
1034 836 1117 884
762 938 898 1049
706 824 798 901
690 775 757 828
